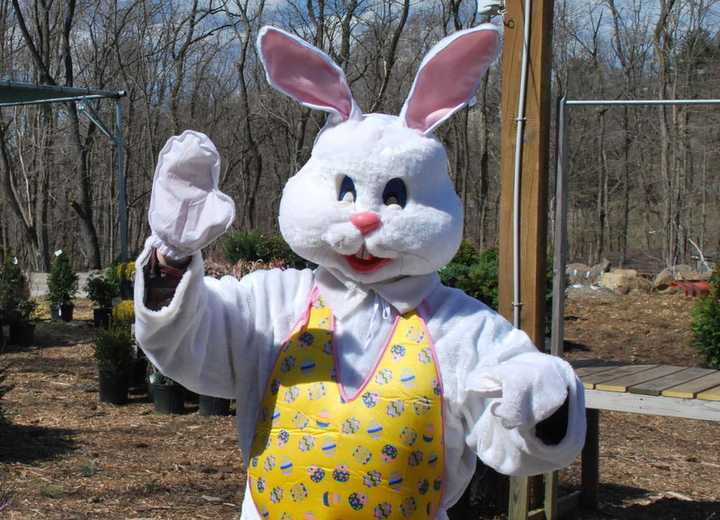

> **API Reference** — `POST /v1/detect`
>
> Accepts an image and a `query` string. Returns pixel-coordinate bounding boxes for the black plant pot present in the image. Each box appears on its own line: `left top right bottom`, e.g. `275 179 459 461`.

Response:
119 280 133 300
93 307 112 328
130 355 148 390
152 383 185 414
51 303 74 322
98 369 129 405
9 321 35 347
198 395 231 416
185 388 199 404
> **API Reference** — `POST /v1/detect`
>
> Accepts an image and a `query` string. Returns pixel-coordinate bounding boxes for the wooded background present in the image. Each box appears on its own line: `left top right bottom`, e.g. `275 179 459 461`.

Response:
0 0 718 272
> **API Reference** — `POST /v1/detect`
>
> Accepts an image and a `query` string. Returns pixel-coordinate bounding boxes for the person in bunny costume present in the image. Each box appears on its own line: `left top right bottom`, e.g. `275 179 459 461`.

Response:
134 24 585 520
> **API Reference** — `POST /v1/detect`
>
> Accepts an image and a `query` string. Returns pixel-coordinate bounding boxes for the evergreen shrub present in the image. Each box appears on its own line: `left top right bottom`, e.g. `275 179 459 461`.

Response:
0 257 28 324
94 324 133 376
47 253 78 307
223 231 306 269
691 267 720 368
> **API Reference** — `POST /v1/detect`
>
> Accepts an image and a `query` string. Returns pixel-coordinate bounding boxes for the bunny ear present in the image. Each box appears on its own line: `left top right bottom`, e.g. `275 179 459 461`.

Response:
400 24 501 134
257 26 358 122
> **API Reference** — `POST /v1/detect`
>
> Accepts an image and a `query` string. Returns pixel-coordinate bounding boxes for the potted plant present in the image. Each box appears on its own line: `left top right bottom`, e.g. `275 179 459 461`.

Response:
8 300 36 347
47 252 78 321
115 261 136 300
94 324 133 405
86 274 118 328
110 300 147 390
148 364 185 414
0 257 25 305
0 257 36 347
198 394 231 416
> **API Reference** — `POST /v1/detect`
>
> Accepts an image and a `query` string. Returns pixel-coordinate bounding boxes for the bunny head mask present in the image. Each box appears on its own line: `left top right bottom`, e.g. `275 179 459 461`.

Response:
257 25 500 284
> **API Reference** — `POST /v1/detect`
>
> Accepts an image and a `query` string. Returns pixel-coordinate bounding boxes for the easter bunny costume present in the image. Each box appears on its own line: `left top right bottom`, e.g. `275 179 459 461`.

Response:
134 24 585 520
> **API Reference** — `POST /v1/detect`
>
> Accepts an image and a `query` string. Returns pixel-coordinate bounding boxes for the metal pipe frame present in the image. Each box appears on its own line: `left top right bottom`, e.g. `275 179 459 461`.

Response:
550 97 569 357
0 85 129 261
567 98 720 107
550 97 720 357
115 99 128 261
0 79 123 98
0 93 124 108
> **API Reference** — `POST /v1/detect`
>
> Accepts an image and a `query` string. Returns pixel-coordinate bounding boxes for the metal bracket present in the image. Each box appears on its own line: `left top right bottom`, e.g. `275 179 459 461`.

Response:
77 101 116 144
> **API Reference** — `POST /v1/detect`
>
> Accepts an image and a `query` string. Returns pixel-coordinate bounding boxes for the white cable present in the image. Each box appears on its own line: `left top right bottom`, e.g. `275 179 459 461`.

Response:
512 0 532 328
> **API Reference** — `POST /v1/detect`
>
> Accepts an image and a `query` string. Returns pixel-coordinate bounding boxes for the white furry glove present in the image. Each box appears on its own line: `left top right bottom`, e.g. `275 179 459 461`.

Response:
470 352 575 431
148 130 235 261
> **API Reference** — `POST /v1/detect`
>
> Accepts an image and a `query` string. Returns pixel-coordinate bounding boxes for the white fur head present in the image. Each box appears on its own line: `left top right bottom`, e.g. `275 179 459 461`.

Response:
257 25 500 284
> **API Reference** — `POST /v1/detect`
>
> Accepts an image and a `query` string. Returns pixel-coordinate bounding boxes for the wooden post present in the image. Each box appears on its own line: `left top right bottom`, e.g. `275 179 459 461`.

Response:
498 0 557 517
543 471 559 519
509 475 530 520
499 0 556 340
581 409 600 509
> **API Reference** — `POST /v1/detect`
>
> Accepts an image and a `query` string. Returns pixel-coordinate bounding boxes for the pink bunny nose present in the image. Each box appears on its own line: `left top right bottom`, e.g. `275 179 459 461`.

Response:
351 212 382 236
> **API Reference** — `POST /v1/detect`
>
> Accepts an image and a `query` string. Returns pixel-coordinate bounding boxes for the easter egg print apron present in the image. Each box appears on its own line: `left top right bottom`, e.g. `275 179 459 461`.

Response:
248 292 445 519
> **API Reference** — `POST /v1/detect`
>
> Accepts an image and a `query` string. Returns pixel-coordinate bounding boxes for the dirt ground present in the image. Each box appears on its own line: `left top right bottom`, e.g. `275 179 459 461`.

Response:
0 292 719 519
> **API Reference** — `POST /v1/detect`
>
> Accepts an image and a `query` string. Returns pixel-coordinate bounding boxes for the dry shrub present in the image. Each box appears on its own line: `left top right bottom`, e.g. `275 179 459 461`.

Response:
204 256 288 279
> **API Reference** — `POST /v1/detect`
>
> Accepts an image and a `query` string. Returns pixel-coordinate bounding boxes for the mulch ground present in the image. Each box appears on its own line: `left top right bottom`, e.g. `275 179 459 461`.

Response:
0 301 244 519
0 292 718 519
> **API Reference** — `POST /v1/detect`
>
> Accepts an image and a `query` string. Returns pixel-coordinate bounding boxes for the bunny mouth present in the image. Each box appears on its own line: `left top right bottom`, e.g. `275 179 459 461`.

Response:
344 246 392 273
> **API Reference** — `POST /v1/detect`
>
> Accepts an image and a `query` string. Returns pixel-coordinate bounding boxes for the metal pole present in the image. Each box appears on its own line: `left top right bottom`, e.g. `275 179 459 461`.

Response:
115 98 128 261
77 101 115 140
567 98 720 107
550 97 569 358
0 94 115 108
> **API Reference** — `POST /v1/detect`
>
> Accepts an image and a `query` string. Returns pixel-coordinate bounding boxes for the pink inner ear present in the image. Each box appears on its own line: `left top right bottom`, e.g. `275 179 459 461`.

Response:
405 30 498 133
261 30 353 120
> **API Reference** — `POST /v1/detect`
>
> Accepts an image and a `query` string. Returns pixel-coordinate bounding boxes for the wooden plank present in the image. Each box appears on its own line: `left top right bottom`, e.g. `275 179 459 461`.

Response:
581 409 599 510
595 365 686 393
581 364 656 389
508 476 530 520
629 367 717 396
697 385 720 401
574 365 622 378
584 389 720 421
662 371 720 398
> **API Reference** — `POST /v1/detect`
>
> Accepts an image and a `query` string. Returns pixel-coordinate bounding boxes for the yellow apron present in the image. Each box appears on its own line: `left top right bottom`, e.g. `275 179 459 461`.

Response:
248 293 445 519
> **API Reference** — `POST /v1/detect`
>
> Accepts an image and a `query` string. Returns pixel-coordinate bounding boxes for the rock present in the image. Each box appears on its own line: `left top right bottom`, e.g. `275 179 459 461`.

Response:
634 277 653 293
565 285 617 302
655 265 707 289
589 259 612 279
566 263 591 285
599 269 638 293
665 264 703 280
676 270 703 281
654 269 675 290
671 264 694 275
565 260 610 286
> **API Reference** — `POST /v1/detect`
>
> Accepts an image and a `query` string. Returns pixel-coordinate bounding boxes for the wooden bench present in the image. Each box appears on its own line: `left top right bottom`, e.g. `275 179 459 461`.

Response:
575 362 720 509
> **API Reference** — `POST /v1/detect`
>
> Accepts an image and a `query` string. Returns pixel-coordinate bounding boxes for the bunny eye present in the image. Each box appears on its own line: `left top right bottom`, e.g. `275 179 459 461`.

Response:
383 178 407 208
338 175 356 203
